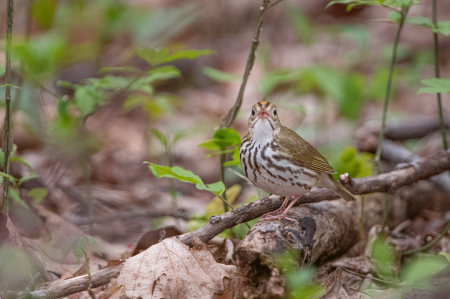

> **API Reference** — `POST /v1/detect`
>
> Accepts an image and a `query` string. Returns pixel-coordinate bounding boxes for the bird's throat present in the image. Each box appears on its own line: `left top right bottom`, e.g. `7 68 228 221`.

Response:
252 118 278 143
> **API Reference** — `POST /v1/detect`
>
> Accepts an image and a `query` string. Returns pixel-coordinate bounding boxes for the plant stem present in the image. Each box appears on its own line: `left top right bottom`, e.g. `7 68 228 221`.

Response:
220 153 229 213
432 0 448 151
403 0 450 256
403 219 450 256
82 160 93 234
374 5 409 232
2 0 14 213
221 0 273 128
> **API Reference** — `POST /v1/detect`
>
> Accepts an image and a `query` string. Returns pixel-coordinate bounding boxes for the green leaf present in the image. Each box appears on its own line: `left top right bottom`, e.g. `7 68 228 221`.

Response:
437 21 450 36
285 4 314 44
418 78 450 94
137 48 170 66
27 188 48 203
198 128 242 151
146 162 225 196
389 11 402 23
147 65 181 77
18 173 39 186
32 0 56 29
57 80 75 89
196 181 225 196
74 85 101 116
173 131 186 145
165 49 214 62
9 188 28 208
151 129 168 149
259 69 302 95
405 16 434 28
202 67 240 82
330 147 373 180
0 66 5 77
10 157 34 169
0 171 18 183
85 235 102 256
223 146 241 168
72 236 88 264
144 68 181 83
138 48 213 67
99 66 141 74
146 163 204 185
401 255 448 285
0 84 22 90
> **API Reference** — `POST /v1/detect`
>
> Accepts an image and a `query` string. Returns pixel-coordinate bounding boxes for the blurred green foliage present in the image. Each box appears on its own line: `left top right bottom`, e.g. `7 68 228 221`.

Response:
61 235 101 264
330 147 373 179
418 78 450 94
276 251 325 299
0 246 37 291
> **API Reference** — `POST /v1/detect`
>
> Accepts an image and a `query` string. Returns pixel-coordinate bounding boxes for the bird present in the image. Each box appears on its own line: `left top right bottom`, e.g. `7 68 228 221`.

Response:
240 101 356 221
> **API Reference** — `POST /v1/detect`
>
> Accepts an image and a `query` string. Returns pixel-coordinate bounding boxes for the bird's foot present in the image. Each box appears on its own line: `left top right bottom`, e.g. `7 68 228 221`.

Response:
261 208 296 222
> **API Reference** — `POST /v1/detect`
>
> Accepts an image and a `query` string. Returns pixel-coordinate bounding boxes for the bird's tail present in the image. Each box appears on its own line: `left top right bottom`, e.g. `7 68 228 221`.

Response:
318 173 357 201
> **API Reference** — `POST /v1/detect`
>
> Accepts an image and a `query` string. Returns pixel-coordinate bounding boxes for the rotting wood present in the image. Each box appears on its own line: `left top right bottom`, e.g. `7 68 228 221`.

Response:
234 200 360 299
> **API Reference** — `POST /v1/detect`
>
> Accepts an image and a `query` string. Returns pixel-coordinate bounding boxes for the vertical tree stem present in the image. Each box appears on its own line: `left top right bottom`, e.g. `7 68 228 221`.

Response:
374 6 409 232
2 0 14 213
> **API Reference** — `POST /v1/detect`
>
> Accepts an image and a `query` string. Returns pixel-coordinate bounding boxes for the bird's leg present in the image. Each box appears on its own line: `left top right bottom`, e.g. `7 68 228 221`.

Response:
261 196 290 218
262 195 302 221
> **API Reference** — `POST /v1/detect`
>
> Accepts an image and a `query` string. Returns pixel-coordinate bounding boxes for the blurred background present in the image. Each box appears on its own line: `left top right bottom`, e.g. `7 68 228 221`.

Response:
0 0 450 290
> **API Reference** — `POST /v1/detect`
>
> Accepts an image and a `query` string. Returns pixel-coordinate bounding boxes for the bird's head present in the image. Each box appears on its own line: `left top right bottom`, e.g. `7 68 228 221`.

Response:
248 101 281 140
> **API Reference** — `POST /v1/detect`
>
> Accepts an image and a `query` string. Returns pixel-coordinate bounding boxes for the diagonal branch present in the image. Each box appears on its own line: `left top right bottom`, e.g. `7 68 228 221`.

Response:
177 149 450 246
221 0 273 128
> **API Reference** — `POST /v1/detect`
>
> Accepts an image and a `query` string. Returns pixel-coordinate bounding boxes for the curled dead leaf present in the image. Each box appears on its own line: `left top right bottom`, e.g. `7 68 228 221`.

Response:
117 236 236 299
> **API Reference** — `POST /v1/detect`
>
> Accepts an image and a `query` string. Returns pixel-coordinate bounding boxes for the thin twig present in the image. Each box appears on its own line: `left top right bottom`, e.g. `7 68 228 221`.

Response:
403 219 450 256
221 0 272 128
228 168 253 185
2 0 14 212
268 0 283 9
373 5 410 233
343 268 399 286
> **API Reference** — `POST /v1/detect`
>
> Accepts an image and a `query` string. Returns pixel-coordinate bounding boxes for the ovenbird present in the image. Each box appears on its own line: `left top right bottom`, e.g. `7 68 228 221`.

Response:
240 101 356 221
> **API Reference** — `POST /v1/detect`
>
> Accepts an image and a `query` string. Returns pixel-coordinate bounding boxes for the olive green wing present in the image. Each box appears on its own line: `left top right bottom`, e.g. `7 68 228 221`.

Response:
277 126 336 174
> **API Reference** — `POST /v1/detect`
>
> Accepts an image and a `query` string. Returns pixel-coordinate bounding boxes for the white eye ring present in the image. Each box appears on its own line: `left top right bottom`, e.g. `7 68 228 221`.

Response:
273 109 277 116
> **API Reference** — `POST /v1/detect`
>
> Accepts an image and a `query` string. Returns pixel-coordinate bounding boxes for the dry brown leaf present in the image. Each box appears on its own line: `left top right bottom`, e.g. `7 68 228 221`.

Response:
117 236 236 299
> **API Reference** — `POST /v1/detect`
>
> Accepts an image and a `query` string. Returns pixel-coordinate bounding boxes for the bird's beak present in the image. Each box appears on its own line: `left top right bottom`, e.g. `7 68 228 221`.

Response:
258 108 269 118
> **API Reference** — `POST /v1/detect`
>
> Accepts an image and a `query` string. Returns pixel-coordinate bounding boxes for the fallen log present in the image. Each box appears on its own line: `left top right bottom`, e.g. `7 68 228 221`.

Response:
234 200 360 299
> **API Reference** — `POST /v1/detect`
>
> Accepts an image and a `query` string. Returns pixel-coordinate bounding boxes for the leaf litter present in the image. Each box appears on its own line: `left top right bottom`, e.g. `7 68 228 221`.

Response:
117 236 237 299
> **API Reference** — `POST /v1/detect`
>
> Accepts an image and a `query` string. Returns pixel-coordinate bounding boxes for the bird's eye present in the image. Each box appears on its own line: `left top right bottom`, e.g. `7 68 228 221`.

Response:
273 109 277 116
251 109 256 116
